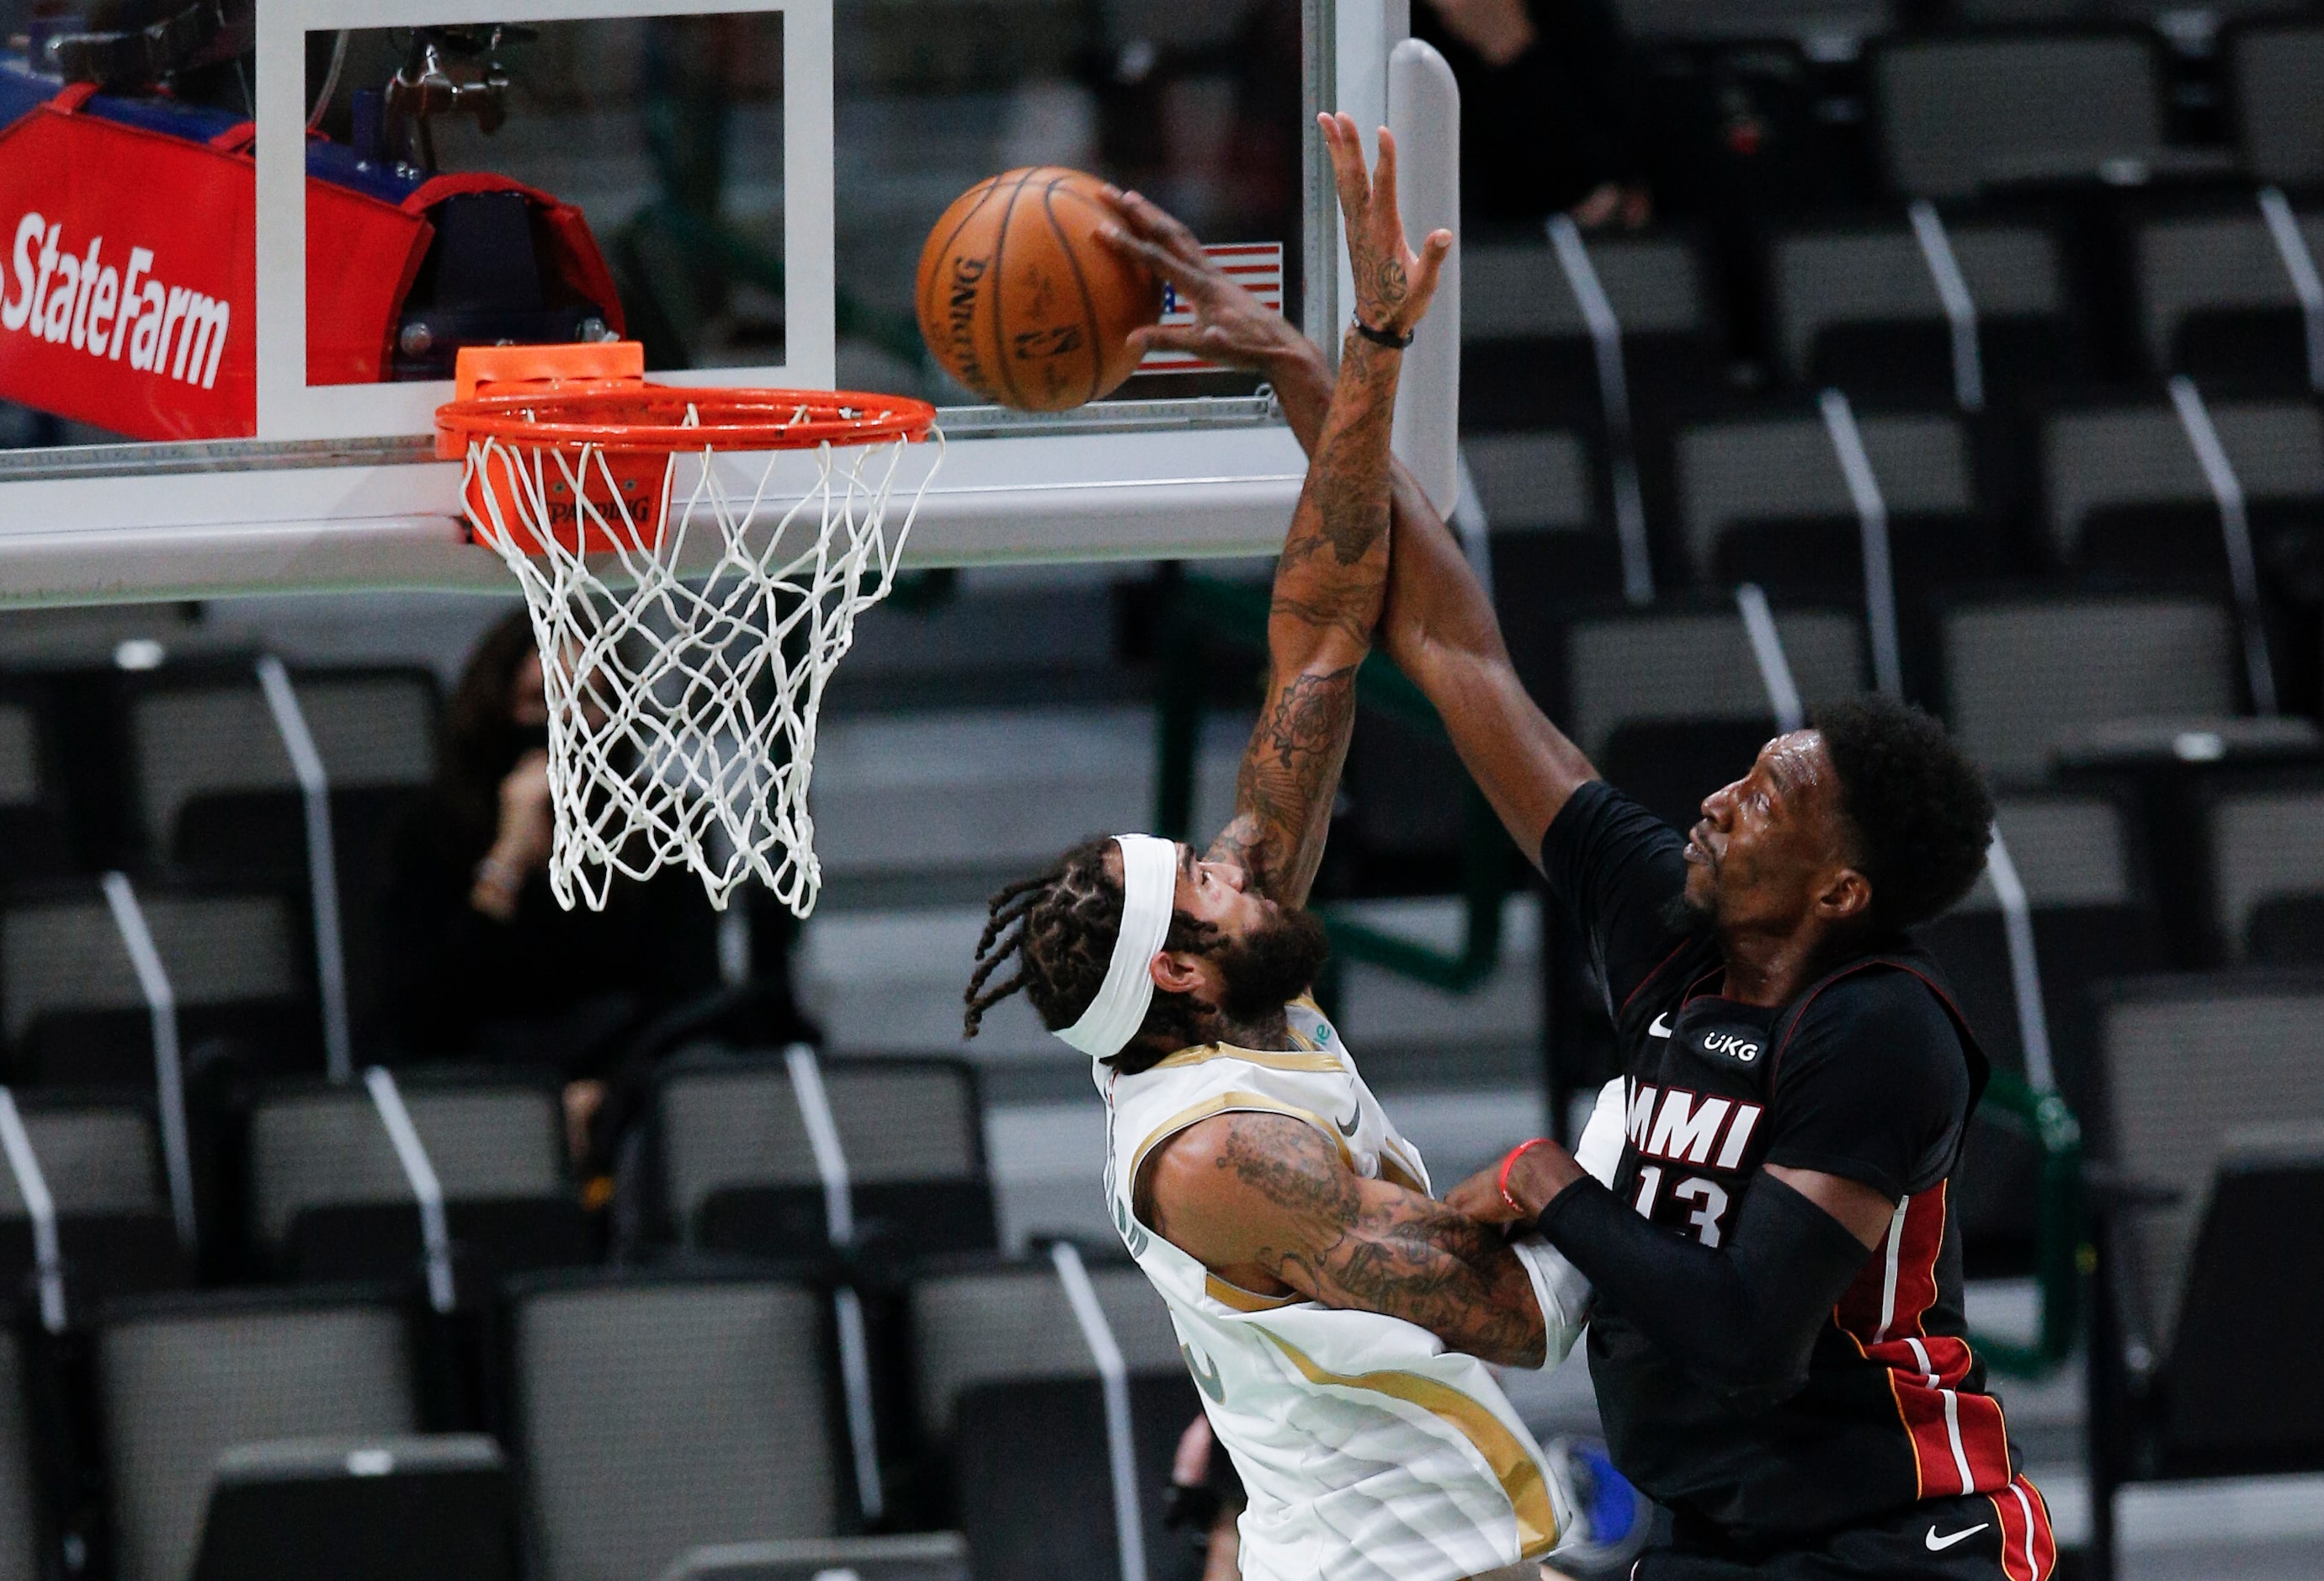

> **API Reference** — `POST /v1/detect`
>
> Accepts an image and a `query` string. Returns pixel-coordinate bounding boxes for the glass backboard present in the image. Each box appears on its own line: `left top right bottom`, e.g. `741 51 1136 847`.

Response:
0 0 1455 604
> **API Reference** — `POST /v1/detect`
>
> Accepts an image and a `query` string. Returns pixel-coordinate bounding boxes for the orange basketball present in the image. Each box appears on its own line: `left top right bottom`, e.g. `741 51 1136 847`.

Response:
916 168 1162 412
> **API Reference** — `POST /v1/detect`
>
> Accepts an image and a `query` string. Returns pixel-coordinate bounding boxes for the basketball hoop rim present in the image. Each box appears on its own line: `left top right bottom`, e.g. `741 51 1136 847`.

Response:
435 386 940 453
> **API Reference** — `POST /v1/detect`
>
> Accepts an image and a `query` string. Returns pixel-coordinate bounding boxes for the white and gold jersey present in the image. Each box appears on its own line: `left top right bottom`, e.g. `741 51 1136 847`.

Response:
1098 998 1579 1581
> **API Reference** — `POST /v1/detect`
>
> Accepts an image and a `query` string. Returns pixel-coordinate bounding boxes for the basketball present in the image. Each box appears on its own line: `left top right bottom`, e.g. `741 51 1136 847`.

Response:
915 168 1163 412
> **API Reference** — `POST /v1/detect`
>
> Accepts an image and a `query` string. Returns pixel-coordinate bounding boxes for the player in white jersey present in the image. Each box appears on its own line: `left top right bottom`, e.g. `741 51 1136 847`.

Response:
964 115 1628 1581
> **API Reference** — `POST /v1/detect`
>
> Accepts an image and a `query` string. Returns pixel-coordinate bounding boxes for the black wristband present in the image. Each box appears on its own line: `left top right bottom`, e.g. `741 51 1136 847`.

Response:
1352 317 1415 349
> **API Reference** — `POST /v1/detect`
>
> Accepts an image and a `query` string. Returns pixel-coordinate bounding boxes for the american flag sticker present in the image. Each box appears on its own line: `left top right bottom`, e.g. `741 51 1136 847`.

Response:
1139 242 1285 373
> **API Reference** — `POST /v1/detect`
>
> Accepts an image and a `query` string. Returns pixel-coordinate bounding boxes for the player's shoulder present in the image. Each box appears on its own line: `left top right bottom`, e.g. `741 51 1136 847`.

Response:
1779 956 1970 1089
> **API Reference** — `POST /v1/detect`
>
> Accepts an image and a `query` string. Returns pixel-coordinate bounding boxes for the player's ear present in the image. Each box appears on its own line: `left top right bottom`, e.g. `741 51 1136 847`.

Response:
1151 950 1208 997
1817 866 1872 924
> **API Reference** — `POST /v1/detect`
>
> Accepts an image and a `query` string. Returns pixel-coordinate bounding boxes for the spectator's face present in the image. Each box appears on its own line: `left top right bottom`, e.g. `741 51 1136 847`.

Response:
512 652 550 729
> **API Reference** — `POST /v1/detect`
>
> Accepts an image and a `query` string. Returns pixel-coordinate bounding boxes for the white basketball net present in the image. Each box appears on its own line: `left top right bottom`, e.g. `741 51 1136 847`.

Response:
460 419 939 917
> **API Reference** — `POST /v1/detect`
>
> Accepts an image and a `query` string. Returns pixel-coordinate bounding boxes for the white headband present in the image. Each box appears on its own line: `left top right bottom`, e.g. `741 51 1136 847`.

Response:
1056 833 1179 1059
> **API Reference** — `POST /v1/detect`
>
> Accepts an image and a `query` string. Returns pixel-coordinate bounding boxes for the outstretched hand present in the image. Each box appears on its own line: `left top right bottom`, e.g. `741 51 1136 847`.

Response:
1318 113 1454 339
1097 188 1307 372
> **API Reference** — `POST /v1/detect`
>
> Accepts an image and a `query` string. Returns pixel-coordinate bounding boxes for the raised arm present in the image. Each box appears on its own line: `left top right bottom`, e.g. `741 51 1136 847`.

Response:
1105 184 1593 869
1107 120 1449 907
1141 1111 1550 1367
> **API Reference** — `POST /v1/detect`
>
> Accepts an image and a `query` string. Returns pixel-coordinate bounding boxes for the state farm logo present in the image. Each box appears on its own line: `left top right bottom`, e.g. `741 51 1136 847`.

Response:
1 212 229 390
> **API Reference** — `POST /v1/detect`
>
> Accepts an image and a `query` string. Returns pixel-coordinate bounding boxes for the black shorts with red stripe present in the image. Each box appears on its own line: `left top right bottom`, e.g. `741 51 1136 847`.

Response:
1633 1475 2059 1581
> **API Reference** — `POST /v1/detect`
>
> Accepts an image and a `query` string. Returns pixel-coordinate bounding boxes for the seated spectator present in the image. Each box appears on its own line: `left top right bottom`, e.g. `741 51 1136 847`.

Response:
1412 0 1651 227
375 611 806 1161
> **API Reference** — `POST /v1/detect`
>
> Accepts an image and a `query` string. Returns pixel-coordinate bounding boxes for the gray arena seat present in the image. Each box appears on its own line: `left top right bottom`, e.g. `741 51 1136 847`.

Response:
907 1254 1190 1581
1939 595 2238 783
1919 795 2163 1105
97 1293 418 1581
2229 18 2324 189
1561 604 1866 830
0 1330 38 1581
0 1092 184 1312
2036 397 2324 576
1871 33 2171 200
0 690 72 884
649 1050 994 1259
1667 407 1986 599
124 667 439 866
1464 432 1597 537
247 1072 586 1291
510 1273 843 1581
0 885 311 1085
1562 605 1867 763
1460 429 1631 661
125 665 439 1064
2203 785 2324 964
2087 979 2324 1529
191 1434 515 1581
1461 232 1721 429
1613 0 1890 40
2130 199 2324 390
1768 217 2076 402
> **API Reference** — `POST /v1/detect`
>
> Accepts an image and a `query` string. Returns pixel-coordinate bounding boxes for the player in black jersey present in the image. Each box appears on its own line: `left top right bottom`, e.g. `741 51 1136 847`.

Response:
1371 519 2057 1573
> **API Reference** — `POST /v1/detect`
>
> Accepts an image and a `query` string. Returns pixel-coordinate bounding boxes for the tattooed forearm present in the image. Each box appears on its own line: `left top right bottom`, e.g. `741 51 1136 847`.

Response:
1222 666 1357 902
1214 1115 1548 1369
1280 336 1401 572
1269 589 1375 651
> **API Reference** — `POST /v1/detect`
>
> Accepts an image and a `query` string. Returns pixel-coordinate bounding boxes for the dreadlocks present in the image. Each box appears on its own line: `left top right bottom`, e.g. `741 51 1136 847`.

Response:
964 835 1218 1067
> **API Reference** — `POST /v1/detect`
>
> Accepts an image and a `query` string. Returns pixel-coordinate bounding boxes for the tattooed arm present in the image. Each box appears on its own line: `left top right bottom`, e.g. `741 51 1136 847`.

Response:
1100 165 1589 869
1139 1111 1547 1366
1199 115 1454 907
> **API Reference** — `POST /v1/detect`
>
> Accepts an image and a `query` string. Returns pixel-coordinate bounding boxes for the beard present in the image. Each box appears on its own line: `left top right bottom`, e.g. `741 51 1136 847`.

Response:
1212 905 1333 1025
1659 884 1717 940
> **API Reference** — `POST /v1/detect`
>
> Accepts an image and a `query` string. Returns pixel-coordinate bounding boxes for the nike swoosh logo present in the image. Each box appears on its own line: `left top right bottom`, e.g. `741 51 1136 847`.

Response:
1648 1013 1673 1038
1924 1523 1989 1552
1334 1105 1361 1137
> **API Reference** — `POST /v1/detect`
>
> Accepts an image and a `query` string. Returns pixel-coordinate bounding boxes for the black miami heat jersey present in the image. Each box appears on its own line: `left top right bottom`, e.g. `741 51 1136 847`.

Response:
1542 781 2026 1549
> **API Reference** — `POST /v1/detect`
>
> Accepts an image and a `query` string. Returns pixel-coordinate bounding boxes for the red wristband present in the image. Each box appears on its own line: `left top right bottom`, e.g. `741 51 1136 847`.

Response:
1497 1137 1552 1216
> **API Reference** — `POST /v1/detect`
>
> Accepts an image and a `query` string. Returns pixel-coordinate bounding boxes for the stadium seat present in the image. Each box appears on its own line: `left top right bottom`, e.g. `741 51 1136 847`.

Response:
646 1050 995 1261
122 665 439 870
906 1253 1193 1581
1561 602 1867 831
1664 405 1996 621
0 1091 187 1314
2036 396 2324 579
0 686 76 885
1938 594 2239 783
2227 17 2324 190
190 1434 515 1581
2201 781 2324 965
0 882 314 1086
125 664 439 1063
2087 978 2324 1542
1768 215 2080 404
96 1291 419 1581
1919 792 2164 1110
1461 232 1724 433
1870 32 2177 200
245 1070 588 1293
656 1532 969 1581
1467 429 1630 609
508 1271 846 1581
2130 196 2324 392
0 1330 38 1581
1613 0 1891 40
